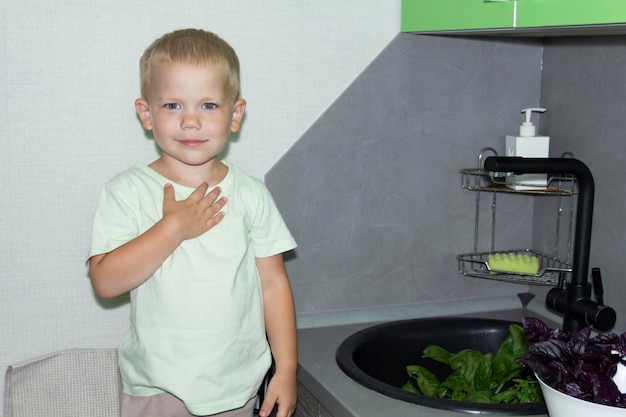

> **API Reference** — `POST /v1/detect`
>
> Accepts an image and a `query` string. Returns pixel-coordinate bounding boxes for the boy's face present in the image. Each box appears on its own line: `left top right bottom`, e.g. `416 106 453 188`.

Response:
135 60 245 171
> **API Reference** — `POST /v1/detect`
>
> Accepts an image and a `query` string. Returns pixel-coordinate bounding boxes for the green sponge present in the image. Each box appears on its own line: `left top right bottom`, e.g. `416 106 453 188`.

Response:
487 252 539 275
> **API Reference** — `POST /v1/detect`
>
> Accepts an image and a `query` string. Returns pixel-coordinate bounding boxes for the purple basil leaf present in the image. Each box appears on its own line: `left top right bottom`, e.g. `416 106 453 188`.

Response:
523 317 551 343
522 317 626 408
589 373 624 406
592 332 618 345
615 333 626 357
572 326 591 345
562 380 587 399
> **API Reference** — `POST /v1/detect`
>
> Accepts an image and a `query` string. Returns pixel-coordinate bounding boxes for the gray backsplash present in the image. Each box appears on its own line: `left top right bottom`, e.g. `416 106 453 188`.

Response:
266 33 626 332
537 35 626 331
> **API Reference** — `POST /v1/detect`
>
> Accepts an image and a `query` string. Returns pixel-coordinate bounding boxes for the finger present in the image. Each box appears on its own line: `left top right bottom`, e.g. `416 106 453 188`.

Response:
204 211 225 230
202 186 222 204
273 401 294 417
205 196 227 215
188 182 209 202
163 183 175 202
258 397 276 417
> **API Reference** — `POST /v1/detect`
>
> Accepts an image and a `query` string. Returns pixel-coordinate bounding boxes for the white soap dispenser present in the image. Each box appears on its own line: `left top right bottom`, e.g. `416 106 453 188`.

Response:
505 108 550 190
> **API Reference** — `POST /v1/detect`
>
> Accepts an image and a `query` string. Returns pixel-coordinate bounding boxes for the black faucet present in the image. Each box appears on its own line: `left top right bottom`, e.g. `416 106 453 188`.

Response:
484 156 616 333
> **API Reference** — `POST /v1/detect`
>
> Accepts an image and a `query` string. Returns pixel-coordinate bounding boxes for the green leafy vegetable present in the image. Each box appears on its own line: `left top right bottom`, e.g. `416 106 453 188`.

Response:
402 323 543 404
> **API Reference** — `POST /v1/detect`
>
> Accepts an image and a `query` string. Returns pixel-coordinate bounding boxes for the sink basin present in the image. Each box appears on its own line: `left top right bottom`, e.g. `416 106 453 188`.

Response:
336 316 547 415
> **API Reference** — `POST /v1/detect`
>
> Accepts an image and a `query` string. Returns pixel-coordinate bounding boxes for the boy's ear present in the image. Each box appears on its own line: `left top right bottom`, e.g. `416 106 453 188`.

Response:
230 99 246 133
135 98 153 130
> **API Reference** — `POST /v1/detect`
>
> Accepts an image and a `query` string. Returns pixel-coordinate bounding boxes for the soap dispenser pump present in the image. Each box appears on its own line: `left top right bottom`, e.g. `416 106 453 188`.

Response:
505 107 550 190
519 107 542 137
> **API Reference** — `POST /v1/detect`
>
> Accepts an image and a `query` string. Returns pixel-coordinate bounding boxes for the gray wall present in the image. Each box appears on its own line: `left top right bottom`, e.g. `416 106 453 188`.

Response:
267 34 544 314
538 36 626 331
267 33 626 332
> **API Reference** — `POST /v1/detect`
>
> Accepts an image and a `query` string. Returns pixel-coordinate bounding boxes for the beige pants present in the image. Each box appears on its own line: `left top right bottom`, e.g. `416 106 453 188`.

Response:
121 393 256 417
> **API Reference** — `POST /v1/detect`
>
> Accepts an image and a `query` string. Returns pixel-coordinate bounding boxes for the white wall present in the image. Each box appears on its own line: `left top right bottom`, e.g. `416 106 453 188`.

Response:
0 0 399 407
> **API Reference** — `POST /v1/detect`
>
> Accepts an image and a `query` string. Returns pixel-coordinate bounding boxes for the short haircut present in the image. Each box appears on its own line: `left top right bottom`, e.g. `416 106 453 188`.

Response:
139 29 240 101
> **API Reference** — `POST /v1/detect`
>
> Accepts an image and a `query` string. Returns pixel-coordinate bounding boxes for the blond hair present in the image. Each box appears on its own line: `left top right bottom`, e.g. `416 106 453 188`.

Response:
139 29 240 100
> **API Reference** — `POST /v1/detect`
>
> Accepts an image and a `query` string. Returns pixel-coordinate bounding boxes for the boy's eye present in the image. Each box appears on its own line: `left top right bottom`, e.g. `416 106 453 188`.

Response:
201 103 218 110
164 103 181 110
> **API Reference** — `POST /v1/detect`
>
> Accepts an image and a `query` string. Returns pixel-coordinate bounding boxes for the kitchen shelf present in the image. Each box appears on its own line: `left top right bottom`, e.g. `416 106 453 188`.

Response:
457 248 571 286
458 149 576 286
460 168 576 195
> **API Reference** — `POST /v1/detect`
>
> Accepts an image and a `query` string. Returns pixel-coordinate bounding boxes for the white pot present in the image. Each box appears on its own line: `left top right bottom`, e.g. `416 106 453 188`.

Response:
537 372 626 417
614 358 626 393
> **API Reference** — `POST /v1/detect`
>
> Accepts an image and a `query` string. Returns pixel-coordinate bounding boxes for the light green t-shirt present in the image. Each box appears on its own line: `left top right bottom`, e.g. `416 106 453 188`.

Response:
89 161 297 415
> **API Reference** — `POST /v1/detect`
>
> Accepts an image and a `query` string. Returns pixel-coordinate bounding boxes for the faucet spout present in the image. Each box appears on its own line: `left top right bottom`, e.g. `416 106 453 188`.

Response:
483 156 615 333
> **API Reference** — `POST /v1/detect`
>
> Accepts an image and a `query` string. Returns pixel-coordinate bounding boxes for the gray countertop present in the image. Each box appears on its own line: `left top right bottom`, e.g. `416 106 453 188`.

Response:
295 295 559 417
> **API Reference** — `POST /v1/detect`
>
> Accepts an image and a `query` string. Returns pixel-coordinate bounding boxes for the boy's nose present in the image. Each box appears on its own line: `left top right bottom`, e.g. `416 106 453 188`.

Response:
181 112 201 129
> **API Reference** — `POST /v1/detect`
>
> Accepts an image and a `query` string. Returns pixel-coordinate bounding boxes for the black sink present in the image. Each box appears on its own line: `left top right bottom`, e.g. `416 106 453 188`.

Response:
336 317 546 415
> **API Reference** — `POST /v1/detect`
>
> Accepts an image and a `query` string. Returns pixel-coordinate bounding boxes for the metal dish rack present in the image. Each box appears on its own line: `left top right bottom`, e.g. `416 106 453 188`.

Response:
457 148 576 286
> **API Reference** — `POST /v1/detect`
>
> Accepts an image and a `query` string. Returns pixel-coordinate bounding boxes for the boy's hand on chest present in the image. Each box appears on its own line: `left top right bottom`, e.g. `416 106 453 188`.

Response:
161 182 228 241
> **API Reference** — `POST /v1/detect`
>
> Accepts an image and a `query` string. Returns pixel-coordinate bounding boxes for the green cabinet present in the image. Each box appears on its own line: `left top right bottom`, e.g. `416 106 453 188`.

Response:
518 0 626 28
401 0 514 32
402 0 626 34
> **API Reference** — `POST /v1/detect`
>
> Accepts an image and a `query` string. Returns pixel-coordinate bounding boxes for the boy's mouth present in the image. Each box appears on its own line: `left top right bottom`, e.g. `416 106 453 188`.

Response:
178 139 207 147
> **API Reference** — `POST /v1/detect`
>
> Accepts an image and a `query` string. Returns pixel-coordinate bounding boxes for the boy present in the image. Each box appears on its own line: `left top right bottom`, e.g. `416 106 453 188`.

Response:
88 29 297 417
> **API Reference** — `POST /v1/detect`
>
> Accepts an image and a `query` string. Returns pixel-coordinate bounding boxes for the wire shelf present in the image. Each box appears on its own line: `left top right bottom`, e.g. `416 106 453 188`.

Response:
460 168 576 196
457 249 571 286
